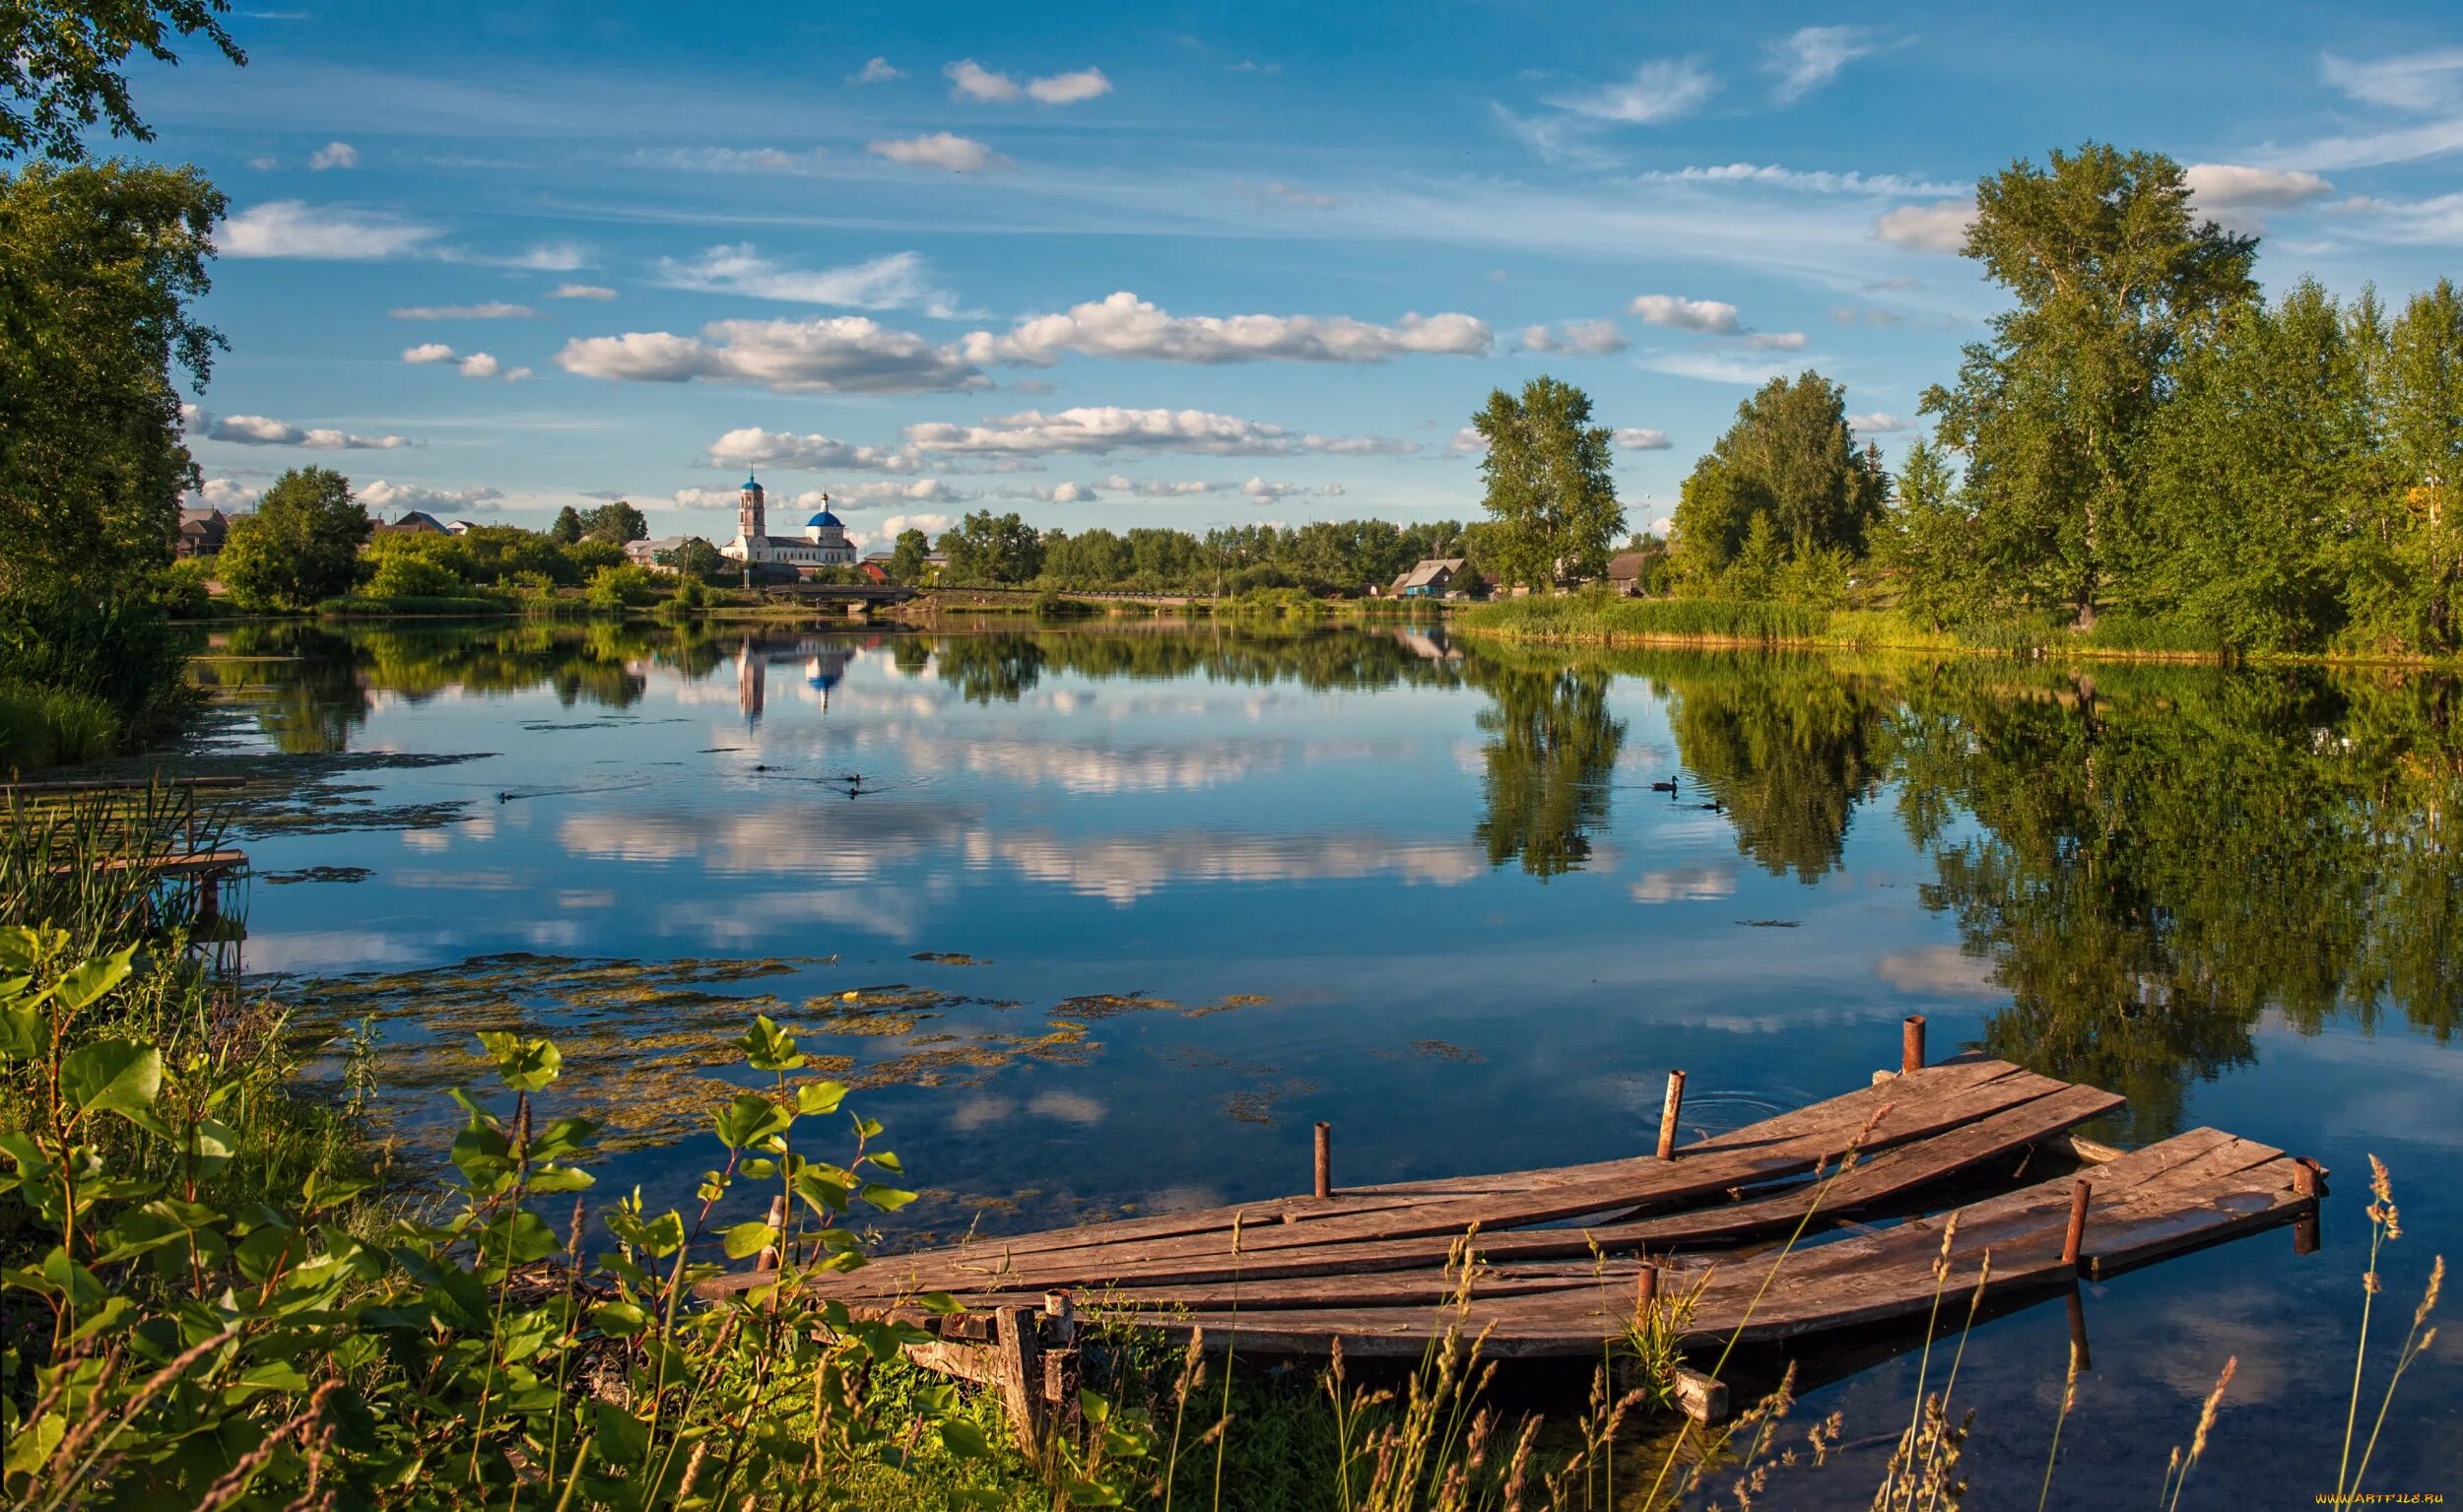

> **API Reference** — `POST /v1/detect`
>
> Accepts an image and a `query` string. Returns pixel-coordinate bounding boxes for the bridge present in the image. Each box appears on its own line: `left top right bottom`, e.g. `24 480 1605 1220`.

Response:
754 582 922 619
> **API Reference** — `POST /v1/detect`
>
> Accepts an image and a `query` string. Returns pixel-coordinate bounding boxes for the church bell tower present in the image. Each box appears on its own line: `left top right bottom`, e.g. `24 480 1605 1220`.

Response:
737 474 766 558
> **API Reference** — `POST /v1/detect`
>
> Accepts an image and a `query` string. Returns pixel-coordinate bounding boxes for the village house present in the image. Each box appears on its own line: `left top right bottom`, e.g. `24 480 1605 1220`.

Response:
174 506 229 559
1387 558 1470 599
1606 551 1651 596
626 535 692 571
370 510 451 537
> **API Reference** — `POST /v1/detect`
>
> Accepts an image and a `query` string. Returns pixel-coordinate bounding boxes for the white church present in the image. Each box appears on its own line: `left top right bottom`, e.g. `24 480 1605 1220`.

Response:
718 474 856 574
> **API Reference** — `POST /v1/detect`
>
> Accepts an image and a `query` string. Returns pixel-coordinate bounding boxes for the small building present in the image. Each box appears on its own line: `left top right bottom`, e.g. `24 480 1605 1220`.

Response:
1389 559 1467 599
175 507 228 559
627 535 692 571
372 510 451 536
1606 551 1653 597
446 519 484 536
856 559 892 584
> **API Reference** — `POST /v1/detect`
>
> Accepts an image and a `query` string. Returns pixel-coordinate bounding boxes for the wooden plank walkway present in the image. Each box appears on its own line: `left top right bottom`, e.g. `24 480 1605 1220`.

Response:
703 1050 2317 1380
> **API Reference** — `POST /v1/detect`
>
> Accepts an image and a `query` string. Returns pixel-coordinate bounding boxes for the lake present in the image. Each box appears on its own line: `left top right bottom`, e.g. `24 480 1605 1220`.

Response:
186 617 2462 1503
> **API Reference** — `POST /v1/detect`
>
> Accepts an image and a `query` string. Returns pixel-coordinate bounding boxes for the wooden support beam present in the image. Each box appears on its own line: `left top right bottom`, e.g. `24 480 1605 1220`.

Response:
993 1306 1041 1457
1657 1071 1687 1161
1672 1367 1729 1423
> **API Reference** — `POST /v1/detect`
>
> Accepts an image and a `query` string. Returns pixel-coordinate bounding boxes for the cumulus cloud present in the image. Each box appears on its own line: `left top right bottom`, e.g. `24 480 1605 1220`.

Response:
307 140 359 170
192 477 261 510
706 427 922 473
389 301 535 319
867 132 1009 173
1239 478 1314 499
1098 475 1216 496
1628 294 1743 334
961 291 1491 365
1873 200 1977 253
1764 26 1876 104
2184 163 2335 230
1447 427 1488 457
1748 330 1808 351
401 343 456 363
557 316 987 394
902 406 1412 458
814 479 971 508
223 201 438 259
1547 57 1717 125
1612 427 1672 450
945 58 1110 104
1521 319 1628 355
207 413 415 449
457 353 501 378
550 284 617 300
656 246 949 312
850 56 903 85
359 480 504 514
1849 412 1908 433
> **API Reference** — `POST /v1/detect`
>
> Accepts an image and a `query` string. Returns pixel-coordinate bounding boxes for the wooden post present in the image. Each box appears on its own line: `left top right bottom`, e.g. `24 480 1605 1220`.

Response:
2062 1180 2092 1272
755 1195 785 1272
993 1306 1042 1457
1313 1121 1332 1200
1042 1290 1076 1347
2064 1283 2093 1373
1901 1015 1927 1074
2293 1158 2322 1256
1656 1071 1687 1161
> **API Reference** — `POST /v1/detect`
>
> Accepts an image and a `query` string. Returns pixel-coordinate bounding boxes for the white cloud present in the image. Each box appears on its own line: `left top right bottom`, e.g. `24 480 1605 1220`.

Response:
1098 475 1216 496
359 480 505 514
1873 200 1976 254
389 301 535 319
306 140 359 171
903 406 1412 458
632 146 828 175
961 291 1491 365
208 413 415 449
668 487 743 511
945 58 1021 101
457 352 500 379
499 242 587 272
401 343 456 363
557 316 987 394
945 58 1110 105
550 284 617 300
1244 180 1342 209
2183 164 2335 231
246 155 277 170
1027 68 1111 105
656 246 948 312
1447 427 1488 457
850 56 903 85
1765 26 1875 105
867 132 1010 173
223 201 438 259
706 427 922 473
1612 427 1672 450
1634 163 1965 197
1628 294 1743 334
2321 48 2463 113
193 477 260 510
817 479 971 508
1239 477 1312 499
1547 57 1717 125
1640 350 1805 385
1748 330 1808 351
1521 319 1629 355
1849 412 1908 433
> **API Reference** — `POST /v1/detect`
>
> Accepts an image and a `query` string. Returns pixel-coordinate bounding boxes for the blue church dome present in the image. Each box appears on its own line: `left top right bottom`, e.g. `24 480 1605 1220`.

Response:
742 473 763 492
805 510 843 529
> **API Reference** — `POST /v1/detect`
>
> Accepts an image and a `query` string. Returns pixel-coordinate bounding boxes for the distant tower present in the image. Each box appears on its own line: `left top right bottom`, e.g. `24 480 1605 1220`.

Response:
737 474 766 559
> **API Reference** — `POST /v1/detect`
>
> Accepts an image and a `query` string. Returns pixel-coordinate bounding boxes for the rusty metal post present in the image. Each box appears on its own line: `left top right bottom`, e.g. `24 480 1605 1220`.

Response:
1656 1071 1688 1160
1636 1261 1659 1317
2293 1158 2322 1256
2062 1180 2092 1272
1901 1015 1927 1074
1313 1121 1332 1200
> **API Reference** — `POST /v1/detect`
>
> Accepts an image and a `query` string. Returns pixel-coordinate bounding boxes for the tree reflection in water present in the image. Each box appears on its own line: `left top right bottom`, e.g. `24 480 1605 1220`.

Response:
1463 658 1626 878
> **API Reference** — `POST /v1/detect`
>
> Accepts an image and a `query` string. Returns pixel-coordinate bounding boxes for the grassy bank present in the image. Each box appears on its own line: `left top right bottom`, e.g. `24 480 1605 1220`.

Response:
1459 593 2449 668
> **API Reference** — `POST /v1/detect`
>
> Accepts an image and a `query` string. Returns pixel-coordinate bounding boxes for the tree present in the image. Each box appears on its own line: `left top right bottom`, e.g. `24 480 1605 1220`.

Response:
549 504 583 545
1922 142 2259 626
888 528 932 583
0 161 225 593
3 1 245 164
1472 376 1622 588
938 510 1043 583
218 466 368 610
581 500 647 544
652 536 724 581
1874 441 1982 630
1671 371 1889 578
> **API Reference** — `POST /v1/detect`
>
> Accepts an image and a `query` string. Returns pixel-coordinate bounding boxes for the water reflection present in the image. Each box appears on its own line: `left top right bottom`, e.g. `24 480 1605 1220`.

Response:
194 621 2463 1147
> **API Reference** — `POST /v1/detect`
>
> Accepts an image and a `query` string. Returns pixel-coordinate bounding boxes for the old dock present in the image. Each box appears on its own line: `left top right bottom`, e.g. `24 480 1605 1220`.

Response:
703 1026 2319 1437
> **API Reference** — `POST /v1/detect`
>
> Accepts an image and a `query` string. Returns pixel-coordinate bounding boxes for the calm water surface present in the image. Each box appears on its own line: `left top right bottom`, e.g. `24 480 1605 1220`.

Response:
188 619 2463 1504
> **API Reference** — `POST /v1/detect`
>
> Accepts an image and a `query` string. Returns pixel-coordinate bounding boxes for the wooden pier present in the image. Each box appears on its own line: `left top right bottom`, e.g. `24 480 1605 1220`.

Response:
703 1037 2319 1438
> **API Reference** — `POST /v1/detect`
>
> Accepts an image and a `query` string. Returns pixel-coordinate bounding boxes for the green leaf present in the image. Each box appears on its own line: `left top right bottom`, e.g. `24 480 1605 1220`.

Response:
730 1014 807 1072
0 1001 41 1062
937 1418 991 1459
719 1221 778 1261
865 1150 903 1174
186 1117 236 1179
53 948 136 1013
859 1182 917 1213
528 1164 594 1194
61 1039 161 1115
712 1092 791 1151
913 1291 964 1315
475 1031 562 1092
590 1300 650 1337
795 1081 848 1116
593 1401 652 1466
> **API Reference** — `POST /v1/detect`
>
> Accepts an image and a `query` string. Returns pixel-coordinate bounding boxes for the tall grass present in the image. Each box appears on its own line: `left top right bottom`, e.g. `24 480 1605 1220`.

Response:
0 683 120 770
1462 595 1830 644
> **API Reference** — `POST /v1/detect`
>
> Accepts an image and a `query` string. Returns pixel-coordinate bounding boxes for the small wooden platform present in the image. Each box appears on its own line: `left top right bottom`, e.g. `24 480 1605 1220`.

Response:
703 1055 2318 1383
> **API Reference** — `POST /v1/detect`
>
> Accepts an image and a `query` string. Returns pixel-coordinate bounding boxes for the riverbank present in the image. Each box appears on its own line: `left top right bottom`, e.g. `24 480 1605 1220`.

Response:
1458 594 2463 670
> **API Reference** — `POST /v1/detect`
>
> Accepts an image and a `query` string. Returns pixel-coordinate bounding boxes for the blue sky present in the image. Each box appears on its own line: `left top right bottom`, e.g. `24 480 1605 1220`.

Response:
127 1 2463 548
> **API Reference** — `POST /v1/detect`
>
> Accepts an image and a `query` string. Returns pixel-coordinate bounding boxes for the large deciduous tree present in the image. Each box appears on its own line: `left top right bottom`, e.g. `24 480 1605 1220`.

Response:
581 499 647 544
938 510 1043 583
1671 370 1889 579
2 1 244 163
219 466 368 610
1922 142 2258 626
1472 375 1623 589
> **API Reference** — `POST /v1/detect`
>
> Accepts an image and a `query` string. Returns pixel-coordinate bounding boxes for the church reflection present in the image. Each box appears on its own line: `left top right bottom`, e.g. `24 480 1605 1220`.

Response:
730 633 862 726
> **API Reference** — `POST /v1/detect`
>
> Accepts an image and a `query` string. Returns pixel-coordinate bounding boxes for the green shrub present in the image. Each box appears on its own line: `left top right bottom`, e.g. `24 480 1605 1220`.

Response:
2081 610 2226 654
0 683 121 769
366 550 468 600
586 562 659 610
152 559 215 619
1463 594 1828 642
0 588 188 740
